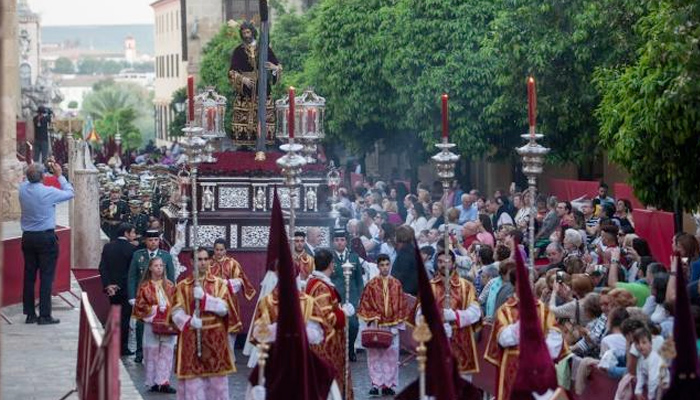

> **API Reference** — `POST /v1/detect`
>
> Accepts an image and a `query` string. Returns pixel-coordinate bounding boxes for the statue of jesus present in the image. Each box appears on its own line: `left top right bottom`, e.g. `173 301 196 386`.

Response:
228 21 282 146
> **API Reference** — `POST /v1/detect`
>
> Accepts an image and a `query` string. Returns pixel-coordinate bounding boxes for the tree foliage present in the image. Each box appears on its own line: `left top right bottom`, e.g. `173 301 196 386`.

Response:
81 81 154 150
53 57 75 74
168 87 187 138
94 107 142 150
195 0 693 182
596 0 700 211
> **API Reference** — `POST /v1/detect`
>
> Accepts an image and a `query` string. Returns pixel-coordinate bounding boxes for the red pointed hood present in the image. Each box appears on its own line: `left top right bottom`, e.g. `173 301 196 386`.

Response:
396 244 479 400
249 189 334 399
511 238 559 399
662 252 700 399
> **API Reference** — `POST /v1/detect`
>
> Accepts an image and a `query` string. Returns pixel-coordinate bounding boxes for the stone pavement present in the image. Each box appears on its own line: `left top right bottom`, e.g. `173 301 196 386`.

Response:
0 276 144 400
123 346 418 400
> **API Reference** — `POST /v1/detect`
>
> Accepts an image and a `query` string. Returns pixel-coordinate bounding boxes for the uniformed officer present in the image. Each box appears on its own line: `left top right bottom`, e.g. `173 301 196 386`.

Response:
127 230 175 363
100 185 129 240
125 199 149 238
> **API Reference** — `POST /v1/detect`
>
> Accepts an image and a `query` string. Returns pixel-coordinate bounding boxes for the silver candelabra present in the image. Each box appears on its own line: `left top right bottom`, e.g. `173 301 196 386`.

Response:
275 138 307 242
432 139 459 308
516 132 549 272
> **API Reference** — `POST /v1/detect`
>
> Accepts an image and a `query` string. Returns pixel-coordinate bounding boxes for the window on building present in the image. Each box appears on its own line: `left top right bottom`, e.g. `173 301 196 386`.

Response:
175 54 179 78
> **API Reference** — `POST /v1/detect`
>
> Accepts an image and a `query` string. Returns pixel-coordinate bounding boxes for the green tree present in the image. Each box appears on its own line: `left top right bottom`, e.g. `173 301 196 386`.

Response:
102 60 125 75
383 0 500 161
53 57 75 74
94 107 142 150
77 57 101 75
596 0 700 215
477 0 649 163
81 83 144 120
306 0 399 156
67 100 78 109
168 87 187 138
81 82 153 149
199 24 240 136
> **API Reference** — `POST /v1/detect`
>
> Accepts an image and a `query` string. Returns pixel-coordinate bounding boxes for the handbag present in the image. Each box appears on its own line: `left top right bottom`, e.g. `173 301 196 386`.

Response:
151 309 178 336
361 328 393 349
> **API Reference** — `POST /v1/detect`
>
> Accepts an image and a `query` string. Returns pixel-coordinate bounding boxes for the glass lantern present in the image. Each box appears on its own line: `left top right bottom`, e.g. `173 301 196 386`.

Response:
194 86 227 139
276 88 326 163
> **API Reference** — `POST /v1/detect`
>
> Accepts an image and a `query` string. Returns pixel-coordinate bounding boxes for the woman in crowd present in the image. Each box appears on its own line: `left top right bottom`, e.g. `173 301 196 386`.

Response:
382 198 403 225
407 203 428 238
615 198 635 229
426 201 445 230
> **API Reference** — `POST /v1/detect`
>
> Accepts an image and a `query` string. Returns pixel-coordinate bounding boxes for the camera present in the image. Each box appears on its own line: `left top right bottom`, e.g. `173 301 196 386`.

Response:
556 270 565 283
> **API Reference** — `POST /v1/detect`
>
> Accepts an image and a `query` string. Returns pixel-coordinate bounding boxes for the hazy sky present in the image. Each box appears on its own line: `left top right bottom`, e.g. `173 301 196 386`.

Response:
28 0 154 26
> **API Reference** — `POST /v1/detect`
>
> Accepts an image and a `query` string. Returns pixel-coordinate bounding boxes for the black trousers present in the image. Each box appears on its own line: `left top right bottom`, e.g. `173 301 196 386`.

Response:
22 230 58 318
109 290 132 352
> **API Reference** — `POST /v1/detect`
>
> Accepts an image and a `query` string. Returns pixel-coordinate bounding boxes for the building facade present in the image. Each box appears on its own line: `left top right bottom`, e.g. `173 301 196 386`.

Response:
151 0 187 145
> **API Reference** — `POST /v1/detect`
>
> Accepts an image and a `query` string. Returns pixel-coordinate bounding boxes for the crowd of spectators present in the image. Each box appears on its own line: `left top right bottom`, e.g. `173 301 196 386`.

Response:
335 177 699 399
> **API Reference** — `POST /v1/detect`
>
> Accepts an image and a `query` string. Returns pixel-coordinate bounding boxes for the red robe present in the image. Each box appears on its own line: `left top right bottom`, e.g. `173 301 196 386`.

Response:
172 274 238 379
132 279 176 322
252 287 324 335
484 297 568 400
428 273 481 374
305 276 354 400
209 255 256 334
293 251 315 281
357 275 407 326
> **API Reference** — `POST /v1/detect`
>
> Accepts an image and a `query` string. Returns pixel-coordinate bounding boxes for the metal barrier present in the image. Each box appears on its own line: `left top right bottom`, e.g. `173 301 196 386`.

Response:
75 292 121 400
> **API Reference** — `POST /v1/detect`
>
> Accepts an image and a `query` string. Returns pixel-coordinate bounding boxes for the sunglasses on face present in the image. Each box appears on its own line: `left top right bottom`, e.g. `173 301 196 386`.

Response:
197 257 209 261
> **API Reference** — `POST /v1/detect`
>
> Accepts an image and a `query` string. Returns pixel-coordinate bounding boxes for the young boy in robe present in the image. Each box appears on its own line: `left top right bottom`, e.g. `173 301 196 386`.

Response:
357 254 408 396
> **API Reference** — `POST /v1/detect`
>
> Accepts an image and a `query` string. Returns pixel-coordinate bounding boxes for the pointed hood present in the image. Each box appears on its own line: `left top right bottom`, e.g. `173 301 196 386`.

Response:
662 252 700 399
511 238 559 399
264 187 281 272
249 190 334 399
396 244 479 400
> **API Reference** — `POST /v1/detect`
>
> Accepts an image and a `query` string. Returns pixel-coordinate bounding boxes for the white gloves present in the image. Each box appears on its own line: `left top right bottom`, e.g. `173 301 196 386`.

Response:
390 327 399 335
253 322 278 343
194 286 204 300
190 316 203 329
306 322 324 345
128 299 135 306
342 303 355 317
443 308 457 322
158 304 167 313
443 323 453 338
251 385 266 400
229 278 243 294
204 296 229 317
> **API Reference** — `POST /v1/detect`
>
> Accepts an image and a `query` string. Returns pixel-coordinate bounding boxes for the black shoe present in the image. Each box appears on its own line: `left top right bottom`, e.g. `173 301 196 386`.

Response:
121 349 135 356
37 316 60 325
134 355 143 363
159 384 176 394
368 387 380 397
349 352 357 362
25 314 38 324
149 385 160 392
382 387 396 396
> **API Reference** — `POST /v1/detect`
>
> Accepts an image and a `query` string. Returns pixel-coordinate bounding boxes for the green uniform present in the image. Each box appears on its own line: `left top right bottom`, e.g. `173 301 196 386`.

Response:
330 248 365 358
127 248 175 360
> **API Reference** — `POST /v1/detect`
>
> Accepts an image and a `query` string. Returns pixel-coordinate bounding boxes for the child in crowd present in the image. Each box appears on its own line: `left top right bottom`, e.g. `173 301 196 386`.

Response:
132 257 177 394
633 327 669 400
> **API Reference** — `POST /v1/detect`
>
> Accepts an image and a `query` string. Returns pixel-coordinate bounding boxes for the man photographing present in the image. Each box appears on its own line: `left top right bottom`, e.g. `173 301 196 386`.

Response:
20 162 74 325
